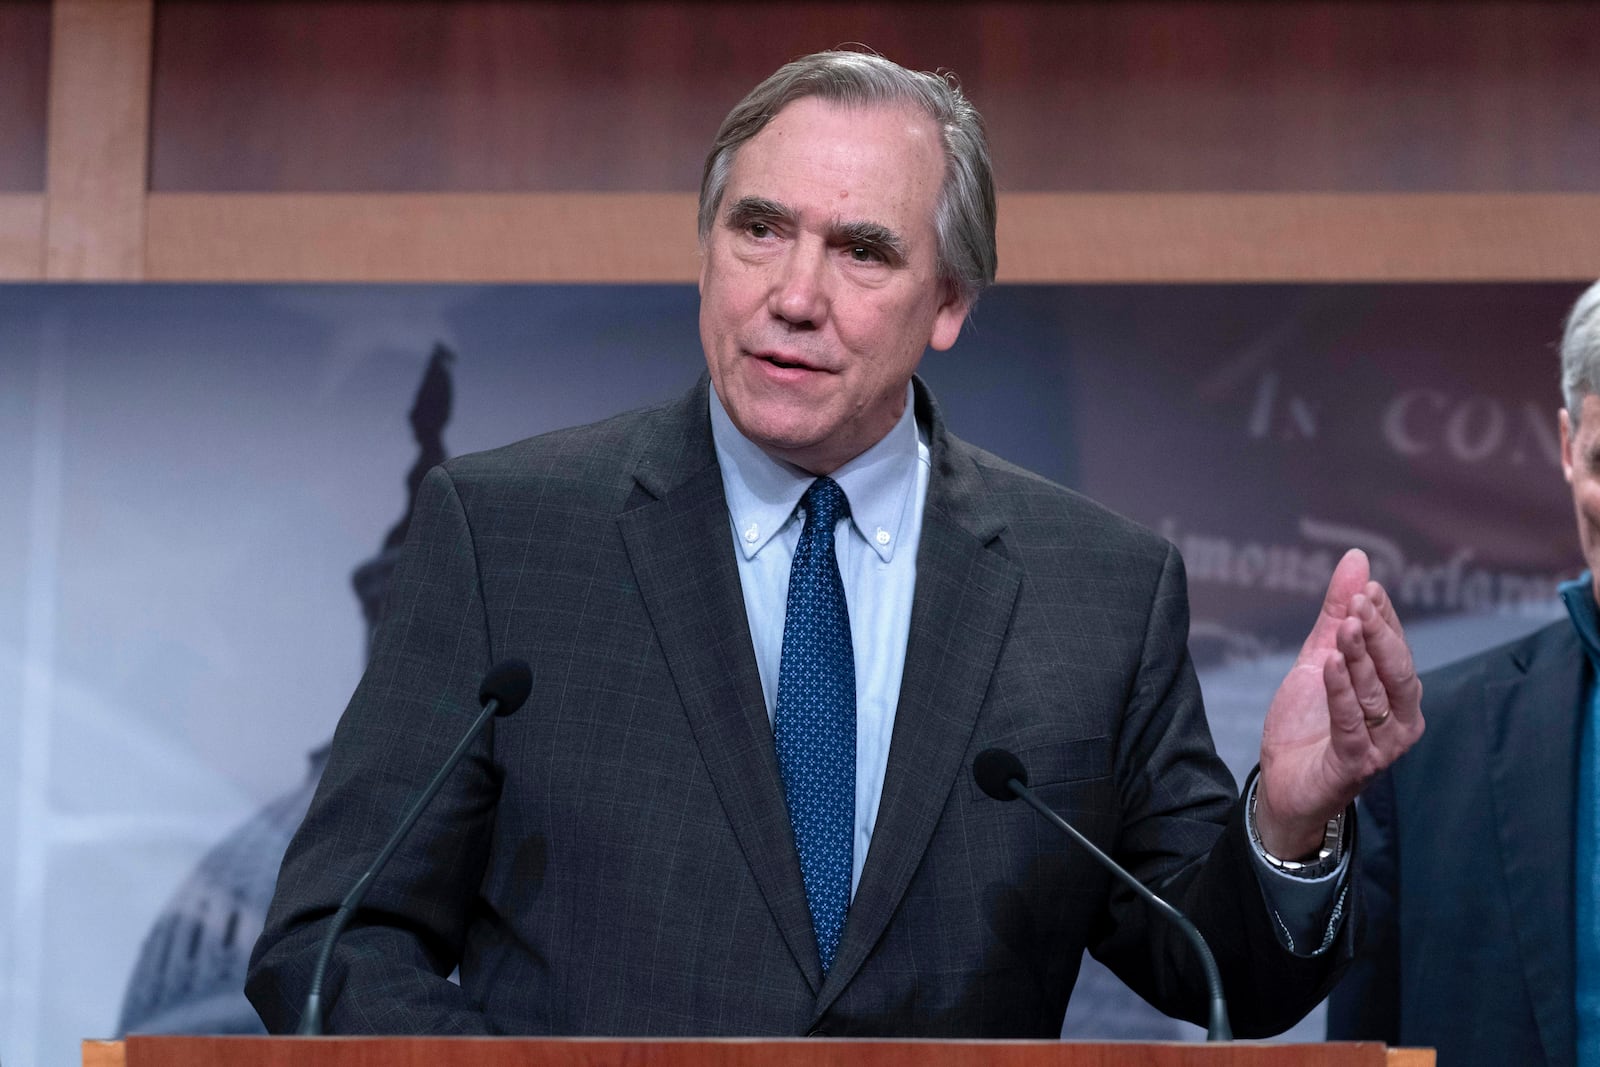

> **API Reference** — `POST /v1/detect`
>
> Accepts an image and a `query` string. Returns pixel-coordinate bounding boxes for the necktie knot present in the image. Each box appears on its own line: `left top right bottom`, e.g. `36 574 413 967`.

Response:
803 477 849 532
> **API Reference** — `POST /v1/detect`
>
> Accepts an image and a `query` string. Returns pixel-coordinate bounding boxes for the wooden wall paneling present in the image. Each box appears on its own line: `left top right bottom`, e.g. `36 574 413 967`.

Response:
974 1 1600 192
0 0 51 193
13 0 1586 284
44 0 153 280
147 1 999 192
148 1 1600 194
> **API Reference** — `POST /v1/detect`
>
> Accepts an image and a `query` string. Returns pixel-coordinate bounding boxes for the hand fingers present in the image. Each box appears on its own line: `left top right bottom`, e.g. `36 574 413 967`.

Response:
1302 548 1373 656
1322 650 1374 763
1350 589 1424 726
1362 579 1408 645
1336 615 1393 727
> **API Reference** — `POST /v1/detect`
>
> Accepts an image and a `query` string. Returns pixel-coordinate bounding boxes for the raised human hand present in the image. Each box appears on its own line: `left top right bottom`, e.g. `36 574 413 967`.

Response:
1255 548 1424 857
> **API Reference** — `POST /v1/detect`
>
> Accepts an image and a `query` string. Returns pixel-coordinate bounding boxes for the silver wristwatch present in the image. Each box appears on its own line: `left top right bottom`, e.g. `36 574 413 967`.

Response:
1248 789 1346 879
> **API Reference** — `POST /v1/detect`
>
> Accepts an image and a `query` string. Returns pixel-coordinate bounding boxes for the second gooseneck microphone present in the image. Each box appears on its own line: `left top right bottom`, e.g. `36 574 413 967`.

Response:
972 747 1232 1042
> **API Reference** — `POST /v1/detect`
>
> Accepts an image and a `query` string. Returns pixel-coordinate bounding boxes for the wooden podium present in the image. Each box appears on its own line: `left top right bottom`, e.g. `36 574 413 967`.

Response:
83 1037 1433 1067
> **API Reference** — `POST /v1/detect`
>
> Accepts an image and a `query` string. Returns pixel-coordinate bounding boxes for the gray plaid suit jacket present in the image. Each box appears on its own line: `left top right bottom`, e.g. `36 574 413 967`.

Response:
247 376 1354 1037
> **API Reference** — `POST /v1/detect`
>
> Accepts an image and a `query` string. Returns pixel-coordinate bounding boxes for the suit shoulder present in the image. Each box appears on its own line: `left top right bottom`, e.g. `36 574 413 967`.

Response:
1403 617 1578 771
436 393 686 501
1420 617 1574 701
950 434 1172 564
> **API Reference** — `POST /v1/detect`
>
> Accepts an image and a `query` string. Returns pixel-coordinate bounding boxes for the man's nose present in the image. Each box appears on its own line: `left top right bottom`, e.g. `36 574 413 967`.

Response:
769 242 828 328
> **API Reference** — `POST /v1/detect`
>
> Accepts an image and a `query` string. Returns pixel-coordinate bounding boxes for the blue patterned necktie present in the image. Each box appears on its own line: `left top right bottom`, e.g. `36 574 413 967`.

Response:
774 476 855 974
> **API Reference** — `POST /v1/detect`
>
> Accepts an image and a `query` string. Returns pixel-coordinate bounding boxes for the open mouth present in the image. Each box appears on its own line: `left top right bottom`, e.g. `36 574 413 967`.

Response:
756 351 826 373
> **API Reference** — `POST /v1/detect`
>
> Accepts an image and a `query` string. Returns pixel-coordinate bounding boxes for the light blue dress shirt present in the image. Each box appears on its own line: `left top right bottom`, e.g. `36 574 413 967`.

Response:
710 382 927 895
708 382 1343 951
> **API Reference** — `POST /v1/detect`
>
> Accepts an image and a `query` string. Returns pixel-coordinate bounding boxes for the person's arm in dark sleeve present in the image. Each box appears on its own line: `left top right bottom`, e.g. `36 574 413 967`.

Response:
246 466 499 1034
1089 544 1360 1038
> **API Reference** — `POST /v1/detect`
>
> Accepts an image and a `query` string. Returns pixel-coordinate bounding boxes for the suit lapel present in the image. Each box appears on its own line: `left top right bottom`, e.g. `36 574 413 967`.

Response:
816 384 1022 1015
1485 621 1584 1065
615 382 823 993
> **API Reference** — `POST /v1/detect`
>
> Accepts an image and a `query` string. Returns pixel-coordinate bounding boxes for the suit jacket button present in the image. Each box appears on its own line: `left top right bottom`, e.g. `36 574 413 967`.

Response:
807 1028 829 1037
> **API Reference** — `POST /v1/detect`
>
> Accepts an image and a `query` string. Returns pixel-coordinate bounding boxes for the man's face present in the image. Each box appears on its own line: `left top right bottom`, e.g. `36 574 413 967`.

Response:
698 97 970 475
1561 393 1600 600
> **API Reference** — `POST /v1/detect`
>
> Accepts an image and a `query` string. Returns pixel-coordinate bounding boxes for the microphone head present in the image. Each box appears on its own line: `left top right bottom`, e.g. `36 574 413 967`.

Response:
479 659 532 717
973 748 1028 801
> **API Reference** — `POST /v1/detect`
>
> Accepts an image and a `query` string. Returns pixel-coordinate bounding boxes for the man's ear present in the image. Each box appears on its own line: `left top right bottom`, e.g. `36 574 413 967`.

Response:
929 283 971 353
1562 408 1576 484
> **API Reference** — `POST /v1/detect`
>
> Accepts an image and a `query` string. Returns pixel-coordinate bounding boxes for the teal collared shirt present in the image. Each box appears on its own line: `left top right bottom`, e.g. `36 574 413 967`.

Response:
1560 572 1600 1062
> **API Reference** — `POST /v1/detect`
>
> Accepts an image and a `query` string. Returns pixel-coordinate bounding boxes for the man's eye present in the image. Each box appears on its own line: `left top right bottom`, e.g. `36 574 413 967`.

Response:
747 222 772 238
849 245 883 263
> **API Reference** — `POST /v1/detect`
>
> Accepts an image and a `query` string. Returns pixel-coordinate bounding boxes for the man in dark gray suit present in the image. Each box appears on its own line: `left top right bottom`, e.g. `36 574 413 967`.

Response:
248 50 1423 1038
1327 279 1600 1065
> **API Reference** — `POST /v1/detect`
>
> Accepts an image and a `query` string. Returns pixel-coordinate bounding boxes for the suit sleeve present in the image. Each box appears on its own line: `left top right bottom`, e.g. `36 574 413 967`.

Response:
246 465 499 1034
1090 543 1358 1037
1325 769 1402 1042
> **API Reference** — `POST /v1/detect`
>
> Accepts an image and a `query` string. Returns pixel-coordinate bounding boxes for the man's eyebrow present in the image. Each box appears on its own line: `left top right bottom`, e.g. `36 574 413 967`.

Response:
724 196 909 262
832 220 907 262
724 196 793 226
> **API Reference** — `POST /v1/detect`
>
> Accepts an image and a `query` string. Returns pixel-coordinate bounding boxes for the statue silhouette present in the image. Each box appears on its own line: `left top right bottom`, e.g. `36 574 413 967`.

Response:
117 344 455 1035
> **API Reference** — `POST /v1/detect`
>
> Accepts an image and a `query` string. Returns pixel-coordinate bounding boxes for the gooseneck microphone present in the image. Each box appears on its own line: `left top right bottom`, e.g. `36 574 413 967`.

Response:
972 747 1232 1042
297 659 533 1036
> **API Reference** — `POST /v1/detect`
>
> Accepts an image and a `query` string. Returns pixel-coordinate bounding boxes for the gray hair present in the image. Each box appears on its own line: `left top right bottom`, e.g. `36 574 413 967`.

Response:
1562 280 1600 426
697 49 997 306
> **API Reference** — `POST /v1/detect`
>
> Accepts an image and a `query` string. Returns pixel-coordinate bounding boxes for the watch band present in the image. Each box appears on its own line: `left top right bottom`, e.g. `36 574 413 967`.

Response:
1248 789 1346 879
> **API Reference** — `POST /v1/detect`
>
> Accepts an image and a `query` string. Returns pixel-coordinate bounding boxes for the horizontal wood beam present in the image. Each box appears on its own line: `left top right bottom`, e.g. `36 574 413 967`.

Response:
999 193 1600 283
143 192 1600 284
145 192 703 283
0 194 45 279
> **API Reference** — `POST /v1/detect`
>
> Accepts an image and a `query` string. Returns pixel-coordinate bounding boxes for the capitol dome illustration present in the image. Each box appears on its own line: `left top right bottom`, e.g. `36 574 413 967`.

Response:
118 346 453 1035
